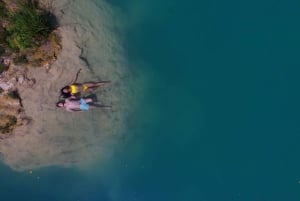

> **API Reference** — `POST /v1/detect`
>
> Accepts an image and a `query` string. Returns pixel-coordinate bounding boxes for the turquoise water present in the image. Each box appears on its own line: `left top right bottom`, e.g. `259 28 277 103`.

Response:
1 0 300 200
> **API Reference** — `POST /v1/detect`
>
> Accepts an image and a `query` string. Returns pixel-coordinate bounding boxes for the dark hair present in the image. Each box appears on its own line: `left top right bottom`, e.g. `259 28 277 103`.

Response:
60 86 71 99
56 100 65 108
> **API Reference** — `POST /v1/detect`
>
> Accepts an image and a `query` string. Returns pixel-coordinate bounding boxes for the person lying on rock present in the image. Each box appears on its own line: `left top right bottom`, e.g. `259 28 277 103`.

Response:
56 97 111 112
60 69 109 99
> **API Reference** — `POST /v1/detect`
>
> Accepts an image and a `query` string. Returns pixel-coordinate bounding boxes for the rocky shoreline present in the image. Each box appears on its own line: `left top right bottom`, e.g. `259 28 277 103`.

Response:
0 0 61 135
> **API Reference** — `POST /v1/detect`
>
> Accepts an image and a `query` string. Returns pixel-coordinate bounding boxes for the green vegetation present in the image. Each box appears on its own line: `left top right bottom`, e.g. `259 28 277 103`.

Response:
0 115 17 133
6 0 52 50
13 54 28 64
0 1 7 18
0 45 4 55
0 0 60 68
0 21 8 56
0 62 8 73
7 90 20 99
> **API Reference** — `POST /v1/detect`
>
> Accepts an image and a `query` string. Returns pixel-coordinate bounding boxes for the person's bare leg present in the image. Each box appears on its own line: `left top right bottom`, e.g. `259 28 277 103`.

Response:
90 103 112 109
84 98 93 103
84 81 109 87
88 104 111 109
83 81 110 91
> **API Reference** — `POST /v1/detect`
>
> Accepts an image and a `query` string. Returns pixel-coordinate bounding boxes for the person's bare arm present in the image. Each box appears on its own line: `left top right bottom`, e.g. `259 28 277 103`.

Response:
65 106 74 112
70 69 82 84
65 106 82 112
68 95 79 100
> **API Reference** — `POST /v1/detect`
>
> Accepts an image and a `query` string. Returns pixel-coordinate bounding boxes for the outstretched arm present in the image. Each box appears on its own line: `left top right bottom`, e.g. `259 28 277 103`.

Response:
65 107 74 112
70 69 82 84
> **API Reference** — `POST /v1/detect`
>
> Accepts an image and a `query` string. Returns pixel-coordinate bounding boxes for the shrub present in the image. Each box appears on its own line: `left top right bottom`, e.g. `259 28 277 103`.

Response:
0 27 7 44
7 90 20 99
13 54 28 64
6 0 51 50
0 46 4 55
0 1 6 18
0 115 17 134
0 62 8 73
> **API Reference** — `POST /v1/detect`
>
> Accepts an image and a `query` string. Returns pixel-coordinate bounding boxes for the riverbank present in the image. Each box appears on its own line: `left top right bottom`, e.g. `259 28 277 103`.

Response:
0 0 133 171
0 0 61 136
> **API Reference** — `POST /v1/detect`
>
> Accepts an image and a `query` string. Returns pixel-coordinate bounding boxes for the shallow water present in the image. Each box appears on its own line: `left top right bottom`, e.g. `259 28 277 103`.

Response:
1 0 300 200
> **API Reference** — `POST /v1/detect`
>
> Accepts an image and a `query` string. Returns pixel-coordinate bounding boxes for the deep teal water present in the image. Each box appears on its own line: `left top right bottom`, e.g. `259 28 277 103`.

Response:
1 0 300 200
